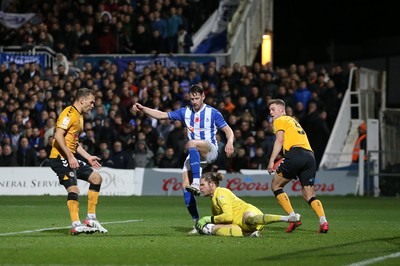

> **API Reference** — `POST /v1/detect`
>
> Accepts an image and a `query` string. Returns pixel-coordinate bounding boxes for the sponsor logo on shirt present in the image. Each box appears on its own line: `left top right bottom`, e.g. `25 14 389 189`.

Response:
61 117 70 128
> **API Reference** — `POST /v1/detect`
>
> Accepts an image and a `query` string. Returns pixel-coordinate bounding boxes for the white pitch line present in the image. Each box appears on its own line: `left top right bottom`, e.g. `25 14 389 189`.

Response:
0 219 143 236
346 252 400 266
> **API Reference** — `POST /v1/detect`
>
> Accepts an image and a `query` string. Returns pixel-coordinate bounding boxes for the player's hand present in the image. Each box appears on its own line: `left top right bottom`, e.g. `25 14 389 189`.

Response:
68 156 79 169
132 103 143 112
196 216 212 231
225 142 234 158
267 161 275 175
88 156 102 170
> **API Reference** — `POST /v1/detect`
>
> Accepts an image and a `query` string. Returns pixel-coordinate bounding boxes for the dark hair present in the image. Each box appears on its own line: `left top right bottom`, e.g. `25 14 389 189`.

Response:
201 172 224 187
189 84 204 95
268 98 285 108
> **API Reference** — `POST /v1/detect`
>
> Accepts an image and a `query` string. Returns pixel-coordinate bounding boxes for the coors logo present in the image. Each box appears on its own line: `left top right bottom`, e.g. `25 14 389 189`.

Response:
162 177 335 193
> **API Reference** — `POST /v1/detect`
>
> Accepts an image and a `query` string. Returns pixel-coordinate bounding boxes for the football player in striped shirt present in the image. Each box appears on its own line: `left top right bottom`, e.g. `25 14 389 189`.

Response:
132 84 234 233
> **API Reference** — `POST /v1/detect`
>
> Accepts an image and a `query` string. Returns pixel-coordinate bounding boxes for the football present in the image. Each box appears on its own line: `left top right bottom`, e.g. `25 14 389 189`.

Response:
200 223 214 235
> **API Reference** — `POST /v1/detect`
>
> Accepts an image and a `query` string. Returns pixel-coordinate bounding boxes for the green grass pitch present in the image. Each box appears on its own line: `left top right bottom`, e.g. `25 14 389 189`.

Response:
0 195 399 265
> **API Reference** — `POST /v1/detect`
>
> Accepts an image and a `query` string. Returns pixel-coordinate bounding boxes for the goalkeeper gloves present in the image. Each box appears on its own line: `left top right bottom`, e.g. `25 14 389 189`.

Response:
196 216 212 231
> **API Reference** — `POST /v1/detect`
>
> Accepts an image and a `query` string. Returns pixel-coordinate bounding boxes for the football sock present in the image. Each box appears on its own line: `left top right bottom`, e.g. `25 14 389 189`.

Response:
87 190 99 214
189 147 201 183
274 190 295 215
309 197 327 223
67 192 79 223
214 226 243 237
246 214 282 225
72 221 81 227
184 190 199 220
87 213 96 219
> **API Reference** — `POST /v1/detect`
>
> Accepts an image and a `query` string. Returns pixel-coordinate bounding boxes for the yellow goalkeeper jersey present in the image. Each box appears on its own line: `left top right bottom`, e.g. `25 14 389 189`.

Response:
211 187 257 222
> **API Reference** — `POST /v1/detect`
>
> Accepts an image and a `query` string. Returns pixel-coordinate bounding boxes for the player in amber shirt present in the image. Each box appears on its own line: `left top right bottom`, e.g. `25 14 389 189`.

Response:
267 99 329 233
195 172 301 237
49 88 107 235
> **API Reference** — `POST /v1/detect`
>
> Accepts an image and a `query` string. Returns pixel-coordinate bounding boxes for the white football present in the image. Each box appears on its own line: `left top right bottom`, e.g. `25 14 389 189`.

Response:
201 223 215 235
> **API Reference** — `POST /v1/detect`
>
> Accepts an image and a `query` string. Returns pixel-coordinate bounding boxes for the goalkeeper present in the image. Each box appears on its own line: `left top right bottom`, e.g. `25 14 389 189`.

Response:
196 172 300 237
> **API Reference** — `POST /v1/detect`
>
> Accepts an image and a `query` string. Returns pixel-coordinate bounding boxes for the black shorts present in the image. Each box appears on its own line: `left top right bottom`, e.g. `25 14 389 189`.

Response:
276 147 316 186
48 157 94 189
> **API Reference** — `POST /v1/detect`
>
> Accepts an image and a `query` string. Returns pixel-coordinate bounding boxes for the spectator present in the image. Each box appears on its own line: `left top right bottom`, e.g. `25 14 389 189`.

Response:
100 148 114 168
303 101 330 167
142 123 159 153
29 127 44 154
166 6 182 53
166 120 187 164
132 24 152 54
352 122 367 163
158 147 180 168
111 140 134 169
293 80 312 110
248 146 268 170
63 23 79 59
156 118 174 141
244 135 257 159
115 21 133 54
320 79 338 130
78 24 98 54
176 25 193 53
10 123 21 149
230 147 249 173
0 144 18 166
97 25 116 54
42 117 55 146
149 29 165 54
37 147 50 167
132 140 154 168
16 136 38 166
53 53 69 76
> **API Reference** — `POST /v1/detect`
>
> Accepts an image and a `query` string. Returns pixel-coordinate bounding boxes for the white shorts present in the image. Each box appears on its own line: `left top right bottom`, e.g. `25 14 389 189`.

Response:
182 139 218 172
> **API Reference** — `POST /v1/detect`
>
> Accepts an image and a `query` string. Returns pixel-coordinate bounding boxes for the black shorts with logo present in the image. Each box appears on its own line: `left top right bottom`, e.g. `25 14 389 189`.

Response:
276 147 316 186
48 157 93 189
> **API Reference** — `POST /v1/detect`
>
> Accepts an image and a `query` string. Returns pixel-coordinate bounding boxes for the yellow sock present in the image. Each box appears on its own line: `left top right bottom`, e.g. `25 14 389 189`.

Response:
87 190 99 214
311 199 326 218
214 226 243 237
246 214 282 225
67 200 79 223
276 192 294 215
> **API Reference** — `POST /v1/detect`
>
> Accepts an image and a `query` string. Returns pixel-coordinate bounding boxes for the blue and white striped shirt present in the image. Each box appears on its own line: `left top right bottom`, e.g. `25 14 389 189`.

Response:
168 104 228 146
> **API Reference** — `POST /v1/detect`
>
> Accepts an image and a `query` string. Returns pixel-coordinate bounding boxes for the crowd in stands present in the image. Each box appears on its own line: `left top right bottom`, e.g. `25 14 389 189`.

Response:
0 56 353 171
0 0 211 56
0 0 354 171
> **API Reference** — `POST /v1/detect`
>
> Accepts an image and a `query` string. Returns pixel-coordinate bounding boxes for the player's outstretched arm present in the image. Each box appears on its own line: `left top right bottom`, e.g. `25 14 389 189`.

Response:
132 103 169 120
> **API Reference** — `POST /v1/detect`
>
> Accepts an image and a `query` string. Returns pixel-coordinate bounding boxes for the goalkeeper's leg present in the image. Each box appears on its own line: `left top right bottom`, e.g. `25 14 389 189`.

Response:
213 224 243 237
245 213 301 225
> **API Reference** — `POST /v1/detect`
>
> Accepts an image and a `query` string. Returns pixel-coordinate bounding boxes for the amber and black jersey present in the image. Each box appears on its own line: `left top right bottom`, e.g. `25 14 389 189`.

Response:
273 115 312 152
49 106 83 158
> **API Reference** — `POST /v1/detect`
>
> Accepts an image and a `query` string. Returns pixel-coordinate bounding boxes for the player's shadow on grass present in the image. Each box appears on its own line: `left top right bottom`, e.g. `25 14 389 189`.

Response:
256 236 400 262
173 226 195 233
172 225 288 236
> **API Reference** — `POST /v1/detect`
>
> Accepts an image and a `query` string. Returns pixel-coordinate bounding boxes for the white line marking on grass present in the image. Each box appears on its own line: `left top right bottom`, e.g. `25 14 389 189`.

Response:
0 219 143 236
347 252 400 266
